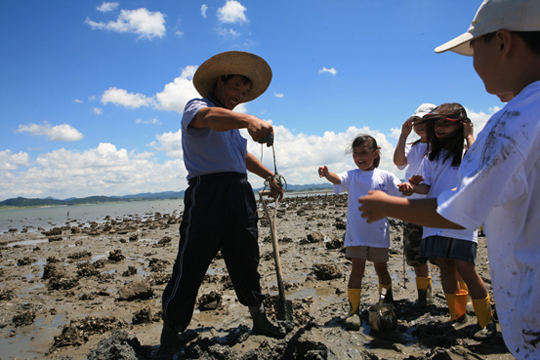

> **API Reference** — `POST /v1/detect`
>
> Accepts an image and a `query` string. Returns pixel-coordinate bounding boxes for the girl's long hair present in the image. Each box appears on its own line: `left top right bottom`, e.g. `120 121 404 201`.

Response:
424 103 470 167
350 134 381 168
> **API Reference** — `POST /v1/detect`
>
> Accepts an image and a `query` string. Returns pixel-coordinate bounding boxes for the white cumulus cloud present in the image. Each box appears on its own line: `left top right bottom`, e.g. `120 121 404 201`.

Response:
101 87 154 108
217 0 248 24
155 66 199 113
1 104 502 200
15 122 84 142
243 124 399 188
136 117 162 125
86 8 166 40
97 2 119 12
0 143 189 200
319 67 337 75
153 130 183 159
201 4 208 18
217 27 240 38
0 150 30 170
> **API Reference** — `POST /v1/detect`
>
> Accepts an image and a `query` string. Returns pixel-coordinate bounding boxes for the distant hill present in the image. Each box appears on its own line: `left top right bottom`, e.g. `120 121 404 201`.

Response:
0 184 333 208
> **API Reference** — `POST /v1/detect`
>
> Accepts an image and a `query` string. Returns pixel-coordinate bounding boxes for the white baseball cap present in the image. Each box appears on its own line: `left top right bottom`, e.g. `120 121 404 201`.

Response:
413 103 437 118
435 0 540 56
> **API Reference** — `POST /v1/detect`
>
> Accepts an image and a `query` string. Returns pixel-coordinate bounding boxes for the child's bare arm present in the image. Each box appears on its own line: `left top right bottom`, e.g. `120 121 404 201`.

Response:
413 183 430 195
463 120 475 149
318 166 341 185
357 190 464 229
393 117 414 166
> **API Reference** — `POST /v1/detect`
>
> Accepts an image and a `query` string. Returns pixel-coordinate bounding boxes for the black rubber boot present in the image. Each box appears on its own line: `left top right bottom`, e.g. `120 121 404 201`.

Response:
251 312 285 339
155 322 178 359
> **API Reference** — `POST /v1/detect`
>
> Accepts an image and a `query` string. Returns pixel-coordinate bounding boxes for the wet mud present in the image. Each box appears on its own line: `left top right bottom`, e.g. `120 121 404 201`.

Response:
0 194 512 359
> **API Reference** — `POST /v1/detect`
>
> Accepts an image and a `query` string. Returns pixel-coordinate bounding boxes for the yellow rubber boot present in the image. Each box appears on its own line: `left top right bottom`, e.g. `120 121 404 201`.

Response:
345 288 361 330
459 280 474 314
445 290 468 324
459 280 469 294
472 294 496 340
472 294 493 329
379 283 393 304
347 288 361 317
415 276 434 307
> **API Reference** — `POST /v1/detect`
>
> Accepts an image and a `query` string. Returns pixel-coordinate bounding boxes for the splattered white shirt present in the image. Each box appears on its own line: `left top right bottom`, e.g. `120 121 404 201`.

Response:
437 81 540 359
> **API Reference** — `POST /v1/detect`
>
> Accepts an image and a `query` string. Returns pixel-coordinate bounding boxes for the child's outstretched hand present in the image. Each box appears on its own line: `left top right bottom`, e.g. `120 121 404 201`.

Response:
409 175 424 186
318 166 329 178
358 190 390 223
398 182 414 196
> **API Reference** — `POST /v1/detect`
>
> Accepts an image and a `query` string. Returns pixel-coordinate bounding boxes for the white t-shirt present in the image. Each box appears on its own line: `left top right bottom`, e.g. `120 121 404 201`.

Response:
437 80 540 358
397 142 428 200
420 152 477 243
334 168 401 248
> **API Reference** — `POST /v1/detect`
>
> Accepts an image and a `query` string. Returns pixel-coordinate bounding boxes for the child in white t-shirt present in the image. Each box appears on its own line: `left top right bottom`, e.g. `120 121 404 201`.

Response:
318 134 401 330
400 103 494 336
393 103 436 307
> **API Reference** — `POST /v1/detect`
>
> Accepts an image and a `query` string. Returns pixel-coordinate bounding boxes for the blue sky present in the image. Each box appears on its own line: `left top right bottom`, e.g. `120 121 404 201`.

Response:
0 1 504 201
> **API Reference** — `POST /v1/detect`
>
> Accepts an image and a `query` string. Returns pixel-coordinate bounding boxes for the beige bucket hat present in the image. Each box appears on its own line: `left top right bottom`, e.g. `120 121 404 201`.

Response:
435 0 540 56
193 51 272 102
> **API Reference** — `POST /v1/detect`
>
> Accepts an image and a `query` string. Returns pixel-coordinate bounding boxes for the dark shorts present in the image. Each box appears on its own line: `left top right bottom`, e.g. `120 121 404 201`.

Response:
419 235 477 263
403 222 437 267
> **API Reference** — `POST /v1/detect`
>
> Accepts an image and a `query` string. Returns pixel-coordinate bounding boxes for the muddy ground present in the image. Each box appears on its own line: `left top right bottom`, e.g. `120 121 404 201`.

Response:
0 193 513 359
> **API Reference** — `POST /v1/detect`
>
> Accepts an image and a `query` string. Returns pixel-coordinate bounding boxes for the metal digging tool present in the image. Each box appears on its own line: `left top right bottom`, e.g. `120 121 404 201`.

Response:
259 189 293 321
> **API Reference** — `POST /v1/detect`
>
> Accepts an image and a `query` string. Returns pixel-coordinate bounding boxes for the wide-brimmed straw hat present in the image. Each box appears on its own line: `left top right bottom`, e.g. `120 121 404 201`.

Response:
435 0 540 56
193 51 272 102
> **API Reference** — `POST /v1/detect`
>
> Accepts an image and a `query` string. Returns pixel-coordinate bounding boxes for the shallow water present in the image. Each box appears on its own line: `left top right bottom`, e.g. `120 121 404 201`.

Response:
0 199 185 234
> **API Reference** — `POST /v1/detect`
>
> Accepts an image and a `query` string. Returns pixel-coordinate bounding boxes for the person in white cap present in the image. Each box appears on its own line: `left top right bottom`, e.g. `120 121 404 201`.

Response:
393 103 438 308
358 0 540 357
158 51 284 358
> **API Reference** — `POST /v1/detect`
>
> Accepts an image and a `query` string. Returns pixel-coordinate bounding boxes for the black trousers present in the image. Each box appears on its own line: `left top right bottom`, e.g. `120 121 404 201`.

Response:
161 172 264 331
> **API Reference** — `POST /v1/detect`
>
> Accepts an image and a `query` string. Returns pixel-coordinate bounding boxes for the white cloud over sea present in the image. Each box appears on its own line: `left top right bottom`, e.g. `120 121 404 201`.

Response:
1 107 496 201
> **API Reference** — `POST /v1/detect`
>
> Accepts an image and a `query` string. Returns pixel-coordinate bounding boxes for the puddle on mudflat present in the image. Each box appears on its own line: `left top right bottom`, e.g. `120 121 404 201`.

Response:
7 238 49 247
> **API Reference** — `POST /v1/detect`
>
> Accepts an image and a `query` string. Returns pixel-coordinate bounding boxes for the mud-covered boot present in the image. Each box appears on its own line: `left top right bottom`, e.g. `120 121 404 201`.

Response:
415 276 434 307
155 321 178 359
250 303 285 339
472 318 497 340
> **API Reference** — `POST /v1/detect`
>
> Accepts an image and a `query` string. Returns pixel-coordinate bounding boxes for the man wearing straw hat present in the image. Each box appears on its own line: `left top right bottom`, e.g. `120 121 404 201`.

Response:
158 51 285 356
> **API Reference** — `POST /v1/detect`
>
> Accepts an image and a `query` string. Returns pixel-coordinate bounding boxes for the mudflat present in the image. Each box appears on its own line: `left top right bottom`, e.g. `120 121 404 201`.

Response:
0 193 512 359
